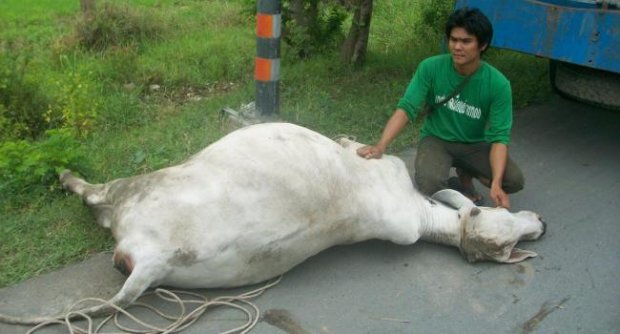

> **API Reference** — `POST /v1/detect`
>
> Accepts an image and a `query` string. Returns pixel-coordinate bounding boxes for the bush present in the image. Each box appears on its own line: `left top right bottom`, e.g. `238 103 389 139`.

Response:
415 0 455 39
74 2 166 51
0 47 54 140
45 66 100 137
0 128 88 195
282 1 349 58
0 50 100 141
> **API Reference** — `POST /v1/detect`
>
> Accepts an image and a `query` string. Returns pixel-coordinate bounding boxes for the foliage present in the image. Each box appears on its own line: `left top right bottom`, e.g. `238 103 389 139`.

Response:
0 128 88 195
73 1 166 51
414 0 456 39
0 45 54 140
0 48 97 195
45 65 100 137
97 44 140 84
283 0 349 58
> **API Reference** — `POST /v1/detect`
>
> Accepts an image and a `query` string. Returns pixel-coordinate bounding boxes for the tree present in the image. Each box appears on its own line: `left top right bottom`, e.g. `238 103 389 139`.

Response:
288 0 319 33
340 0 373 66
286 0 349 58
281 0 373 65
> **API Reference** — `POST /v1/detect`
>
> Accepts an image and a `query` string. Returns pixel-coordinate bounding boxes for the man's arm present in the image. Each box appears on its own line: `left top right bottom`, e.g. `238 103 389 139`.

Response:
358 57 433 159
489 142 510 208
357 109 409 159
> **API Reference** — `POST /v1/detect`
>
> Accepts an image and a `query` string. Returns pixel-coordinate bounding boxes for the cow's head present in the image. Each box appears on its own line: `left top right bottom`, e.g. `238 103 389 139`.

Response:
431 189 546 263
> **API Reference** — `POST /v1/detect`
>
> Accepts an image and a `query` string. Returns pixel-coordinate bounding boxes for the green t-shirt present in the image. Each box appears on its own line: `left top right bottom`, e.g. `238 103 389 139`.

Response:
397 54 513 144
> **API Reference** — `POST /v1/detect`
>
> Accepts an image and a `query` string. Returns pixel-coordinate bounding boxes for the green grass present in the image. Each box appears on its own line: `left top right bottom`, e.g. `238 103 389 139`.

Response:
0 0 551 288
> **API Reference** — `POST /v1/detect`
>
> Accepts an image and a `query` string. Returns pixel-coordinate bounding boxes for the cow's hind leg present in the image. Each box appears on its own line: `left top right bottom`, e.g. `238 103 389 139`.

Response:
0 259 167 325
76 259 168 318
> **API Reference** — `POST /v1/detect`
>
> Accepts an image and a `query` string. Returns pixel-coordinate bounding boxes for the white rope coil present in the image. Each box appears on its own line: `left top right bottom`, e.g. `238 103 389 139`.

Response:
26 276 282 334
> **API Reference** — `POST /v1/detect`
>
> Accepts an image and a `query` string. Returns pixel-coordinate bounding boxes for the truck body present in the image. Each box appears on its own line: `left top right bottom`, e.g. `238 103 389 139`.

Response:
455 0 620 109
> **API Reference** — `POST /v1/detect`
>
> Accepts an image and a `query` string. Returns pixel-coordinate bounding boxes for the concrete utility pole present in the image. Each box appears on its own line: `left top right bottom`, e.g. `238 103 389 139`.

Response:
255 0 281 115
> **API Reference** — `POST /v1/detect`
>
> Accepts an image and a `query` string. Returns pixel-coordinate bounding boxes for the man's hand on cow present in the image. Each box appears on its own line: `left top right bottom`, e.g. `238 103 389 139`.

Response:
357 145 385 159
490 185 510 209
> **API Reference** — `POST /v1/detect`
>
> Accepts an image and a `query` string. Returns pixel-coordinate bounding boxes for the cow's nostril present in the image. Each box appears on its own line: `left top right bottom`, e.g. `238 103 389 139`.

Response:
540 218 547 237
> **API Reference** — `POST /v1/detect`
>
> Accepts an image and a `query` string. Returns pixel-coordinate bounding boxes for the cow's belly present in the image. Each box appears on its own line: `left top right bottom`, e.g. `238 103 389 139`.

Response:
113 168 380 288
157 218 366 288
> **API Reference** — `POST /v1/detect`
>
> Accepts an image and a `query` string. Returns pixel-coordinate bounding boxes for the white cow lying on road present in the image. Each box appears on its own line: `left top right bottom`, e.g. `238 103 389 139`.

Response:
2 122 545 324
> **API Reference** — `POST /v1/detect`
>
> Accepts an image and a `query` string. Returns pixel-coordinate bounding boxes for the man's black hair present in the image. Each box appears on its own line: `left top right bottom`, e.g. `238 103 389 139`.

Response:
445 7 493 53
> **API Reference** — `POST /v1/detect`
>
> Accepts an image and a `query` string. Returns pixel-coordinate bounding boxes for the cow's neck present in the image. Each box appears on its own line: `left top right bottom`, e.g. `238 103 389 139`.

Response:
418 199 463 248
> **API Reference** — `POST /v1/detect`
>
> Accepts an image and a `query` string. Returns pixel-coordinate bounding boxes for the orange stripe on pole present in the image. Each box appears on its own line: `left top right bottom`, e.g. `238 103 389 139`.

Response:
255 57 272 81
256 14 274 38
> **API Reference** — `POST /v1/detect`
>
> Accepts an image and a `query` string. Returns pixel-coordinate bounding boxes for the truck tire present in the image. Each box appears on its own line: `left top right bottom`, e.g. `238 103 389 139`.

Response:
549 60 620 111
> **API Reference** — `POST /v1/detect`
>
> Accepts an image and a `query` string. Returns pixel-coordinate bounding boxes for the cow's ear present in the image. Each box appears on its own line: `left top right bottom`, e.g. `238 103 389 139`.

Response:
431 189 475 209
501 248 538 263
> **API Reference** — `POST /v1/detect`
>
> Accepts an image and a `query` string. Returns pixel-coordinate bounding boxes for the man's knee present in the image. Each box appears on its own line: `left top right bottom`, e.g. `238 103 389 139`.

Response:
414 136 452 196
503 169 525 194
415 172 446 196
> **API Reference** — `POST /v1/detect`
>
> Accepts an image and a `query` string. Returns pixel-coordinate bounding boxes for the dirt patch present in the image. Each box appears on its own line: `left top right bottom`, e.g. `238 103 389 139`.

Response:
262 308 310 334
521 297 570 333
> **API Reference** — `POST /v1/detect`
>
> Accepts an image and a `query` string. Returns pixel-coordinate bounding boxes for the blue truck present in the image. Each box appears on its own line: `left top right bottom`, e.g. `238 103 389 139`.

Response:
455 0 620 110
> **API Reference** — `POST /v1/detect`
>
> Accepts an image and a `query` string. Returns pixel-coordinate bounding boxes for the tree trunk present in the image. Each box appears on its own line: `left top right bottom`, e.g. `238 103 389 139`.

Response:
287 0 320 57
80 0 96 19
341 0 373 66
288 0 320 30
289 0 308 29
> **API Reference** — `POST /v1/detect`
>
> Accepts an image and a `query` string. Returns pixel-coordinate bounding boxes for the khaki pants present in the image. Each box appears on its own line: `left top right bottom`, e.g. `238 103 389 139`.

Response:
414 136 524 196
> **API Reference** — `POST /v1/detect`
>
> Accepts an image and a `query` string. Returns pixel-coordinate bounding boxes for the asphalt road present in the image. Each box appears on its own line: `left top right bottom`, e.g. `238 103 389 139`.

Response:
1 95 619 334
